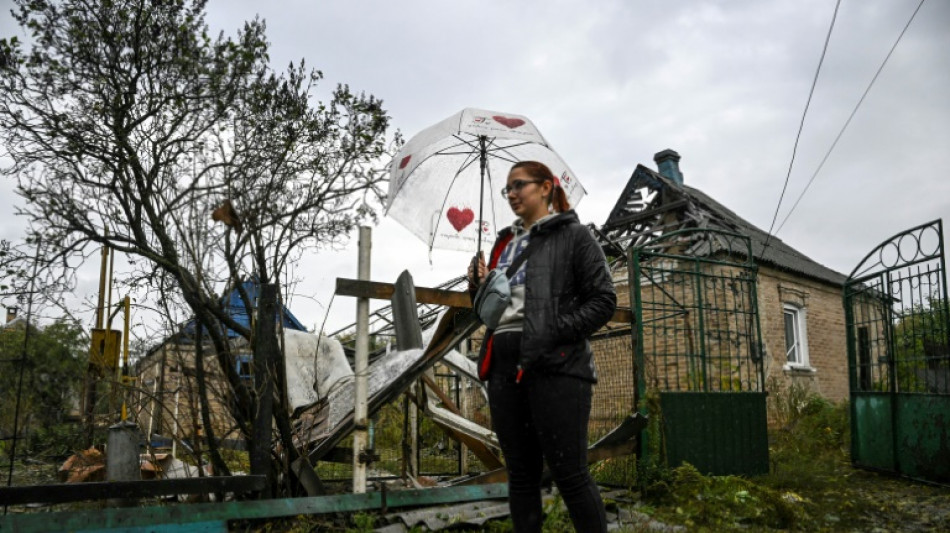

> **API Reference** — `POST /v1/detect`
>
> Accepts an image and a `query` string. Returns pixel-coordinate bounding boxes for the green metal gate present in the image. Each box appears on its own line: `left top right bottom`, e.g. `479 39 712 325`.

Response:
844 219 950 484
632 229 768 476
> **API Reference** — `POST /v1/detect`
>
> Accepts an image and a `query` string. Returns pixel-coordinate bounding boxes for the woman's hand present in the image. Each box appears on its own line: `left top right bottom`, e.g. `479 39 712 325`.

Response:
467 251 487 286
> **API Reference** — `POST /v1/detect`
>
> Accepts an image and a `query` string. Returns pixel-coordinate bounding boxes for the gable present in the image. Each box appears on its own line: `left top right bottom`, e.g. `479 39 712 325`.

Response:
600 165 847 288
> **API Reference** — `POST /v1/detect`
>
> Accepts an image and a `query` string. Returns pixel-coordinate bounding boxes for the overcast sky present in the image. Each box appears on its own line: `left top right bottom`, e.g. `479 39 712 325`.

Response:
2 0 949 335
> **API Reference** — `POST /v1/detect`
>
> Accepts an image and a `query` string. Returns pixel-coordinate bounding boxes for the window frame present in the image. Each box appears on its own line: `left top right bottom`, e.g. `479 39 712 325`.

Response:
782 302 812 370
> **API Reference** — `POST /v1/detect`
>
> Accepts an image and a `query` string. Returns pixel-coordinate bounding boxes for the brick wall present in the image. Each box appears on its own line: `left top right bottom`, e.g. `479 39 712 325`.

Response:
755 266 849 403
613 261 849 405
133 344 243 443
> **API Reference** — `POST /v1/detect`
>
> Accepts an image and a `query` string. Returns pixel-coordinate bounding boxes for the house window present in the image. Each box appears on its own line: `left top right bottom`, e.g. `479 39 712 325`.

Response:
235 354 252 380
783 303 810 369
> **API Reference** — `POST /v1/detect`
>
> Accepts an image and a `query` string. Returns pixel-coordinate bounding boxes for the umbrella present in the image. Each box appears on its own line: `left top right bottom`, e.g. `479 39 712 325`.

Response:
385 108 585 253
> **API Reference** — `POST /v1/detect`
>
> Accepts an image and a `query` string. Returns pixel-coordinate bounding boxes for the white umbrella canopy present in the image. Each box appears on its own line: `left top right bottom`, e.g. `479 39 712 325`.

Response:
385 108 585 253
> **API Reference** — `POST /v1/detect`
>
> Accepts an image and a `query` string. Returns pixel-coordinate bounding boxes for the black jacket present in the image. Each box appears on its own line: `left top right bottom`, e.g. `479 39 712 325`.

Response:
474 210 616 382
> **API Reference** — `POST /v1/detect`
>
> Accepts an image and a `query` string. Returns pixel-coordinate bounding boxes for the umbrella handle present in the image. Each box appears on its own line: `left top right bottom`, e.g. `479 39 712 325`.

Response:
469 252 485 286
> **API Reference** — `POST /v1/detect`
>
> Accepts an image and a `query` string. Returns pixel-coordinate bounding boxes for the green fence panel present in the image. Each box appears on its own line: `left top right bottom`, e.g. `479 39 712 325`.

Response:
851 393 896 472
661 392 769 476
632 229 768 478
896 394 950 482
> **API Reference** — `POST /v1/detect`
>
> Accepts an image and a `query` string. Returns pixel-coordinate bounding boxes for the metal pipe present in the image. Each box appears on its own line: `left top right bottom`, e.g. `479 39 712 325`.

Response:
353 226 371 493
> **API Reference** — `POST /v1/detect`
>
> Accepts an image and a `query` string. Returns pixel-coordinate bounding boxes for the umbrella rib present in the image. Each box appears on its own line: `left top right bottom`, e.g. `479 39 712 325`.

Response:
429 148 482 251
485 139 537 164
386 136 480 212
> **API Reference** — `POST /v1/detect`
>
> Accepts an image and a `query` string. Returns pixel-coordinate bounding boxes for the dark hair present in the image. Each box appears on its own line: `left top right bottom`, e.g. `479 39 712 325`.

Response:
510 161 571 213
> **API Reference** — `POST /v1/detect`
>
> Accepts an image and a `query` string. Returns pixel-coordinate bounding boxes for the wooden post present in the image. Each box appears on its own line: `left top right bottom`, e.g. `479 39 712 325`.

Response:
353 227 371 493
252 283 279 496
409 382 419 479
459 341 469 475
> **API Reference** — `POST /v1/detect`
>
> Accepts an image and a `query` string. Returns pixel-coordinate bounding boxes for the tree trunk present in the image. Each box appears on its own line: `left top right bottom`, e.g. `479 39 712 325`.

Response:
251 283 278 497
193 322 231 478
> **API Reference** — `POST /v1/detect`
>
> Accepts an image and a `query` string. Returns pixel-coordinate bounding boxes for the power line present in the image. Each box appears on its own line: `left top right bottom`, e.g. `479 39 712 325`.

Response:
775 0 927 234
762 0 842 253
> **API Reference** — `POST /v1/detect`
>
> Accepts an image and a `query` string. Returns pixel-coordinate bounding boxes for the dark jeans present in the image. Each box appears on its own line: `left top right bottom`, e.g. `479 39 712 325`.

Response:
488 332 607 533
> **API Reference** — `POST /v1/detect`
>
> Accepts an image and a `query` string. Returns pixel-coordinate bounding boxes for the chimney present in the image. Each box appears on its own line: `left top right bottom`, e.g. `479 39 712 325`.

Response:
654 149 684 186
5 307 17 324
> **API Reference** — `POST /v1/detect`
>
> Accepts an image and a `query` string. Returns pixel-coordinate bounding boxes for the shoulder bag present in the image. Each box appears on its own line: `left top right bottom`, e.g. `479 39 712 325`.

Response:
472 238 537 329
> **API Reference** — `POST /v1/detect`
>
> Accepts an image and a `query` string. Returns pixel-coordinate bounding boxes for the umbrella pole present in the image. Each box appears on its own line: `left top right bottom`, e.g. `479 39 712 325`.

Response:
477 136 487 269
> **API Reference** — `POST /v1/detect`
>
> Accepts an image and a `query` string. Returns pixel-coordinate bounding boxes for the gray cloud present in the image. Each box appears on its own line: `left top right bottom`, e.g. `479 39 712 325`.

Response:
2 0 948 331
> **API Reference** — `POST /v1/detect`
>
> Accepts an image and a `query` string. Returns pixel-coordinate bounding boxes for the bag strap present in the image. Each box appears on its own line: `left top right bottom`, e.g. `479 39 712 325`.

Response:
503 234 540 278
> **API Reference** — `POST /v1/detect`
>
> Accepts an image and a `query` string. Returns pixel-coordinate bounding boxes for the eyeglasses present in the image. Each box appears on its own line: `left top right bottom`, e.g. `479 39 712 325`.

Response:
500 179 543 197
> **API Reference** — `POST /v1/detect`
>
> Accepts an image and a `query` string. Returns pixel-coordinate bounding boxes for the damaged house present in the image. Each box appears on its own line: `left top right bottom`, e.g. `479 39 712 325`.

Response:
132 278 335 447
597 149 850 407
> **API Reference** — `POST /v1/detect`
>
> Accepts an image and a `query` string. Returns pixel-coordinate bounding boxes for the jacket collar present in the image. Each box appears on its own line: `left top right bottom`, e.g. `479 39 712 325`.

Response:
499 209 579 238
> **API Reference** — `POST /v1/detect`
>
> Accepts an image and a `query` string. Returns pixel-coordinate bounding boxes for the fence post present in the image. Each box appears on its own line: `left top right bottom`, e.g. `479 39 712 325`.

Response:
353 226 371 493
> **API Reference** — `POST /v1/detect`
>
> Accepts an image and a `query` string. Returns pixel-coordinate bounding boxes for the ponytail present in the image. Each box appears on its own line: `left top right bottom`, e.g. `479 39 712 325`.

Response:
510 161 572 213
550 183 570 213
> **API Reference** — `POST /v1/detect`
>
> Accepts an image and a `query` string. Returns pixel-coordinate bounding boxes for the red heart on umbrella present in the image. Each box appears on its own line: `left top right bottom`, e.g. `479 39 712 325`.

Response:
446 207 474 232
492 116 525 129
399 155 412 169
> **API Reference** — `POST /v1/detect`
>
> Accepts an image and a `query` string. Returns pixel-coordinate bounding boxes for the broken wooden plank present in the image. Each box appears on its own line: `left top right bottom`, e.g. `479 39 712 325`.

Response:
297 307 482 463
602 199 689 231
336 278 634 324
336 278 472 308
452 414 646 486
418 374 503 471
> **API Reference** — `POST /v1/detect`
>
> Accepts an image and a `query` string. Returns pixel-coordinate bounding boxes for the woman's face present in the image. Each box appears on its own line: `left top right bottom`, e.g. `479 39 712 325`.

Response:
505 167 550 223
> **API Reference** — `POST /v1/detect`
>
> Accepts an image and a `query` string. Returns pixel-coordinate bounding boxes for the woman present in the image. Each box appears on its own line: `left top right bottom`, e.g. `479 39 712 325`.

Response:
468 161 616 532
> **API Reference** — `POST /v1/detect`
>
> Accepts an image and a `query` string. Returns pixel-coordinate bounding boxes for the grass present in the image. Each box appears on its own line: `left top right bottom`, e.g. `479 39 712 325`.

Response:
621 387 950 532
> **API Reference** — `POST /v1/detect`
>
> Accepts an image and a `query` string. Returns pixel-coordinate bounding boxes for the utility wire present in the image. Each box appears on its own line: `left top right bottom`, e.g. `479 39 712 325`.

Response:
775 0 927 234
762 0 842 253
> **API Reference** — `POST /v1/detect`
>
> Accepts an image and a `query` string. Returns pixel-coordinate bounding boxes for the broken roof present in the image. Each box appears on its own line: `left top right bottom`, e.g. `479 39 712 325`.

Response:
600 164 848 287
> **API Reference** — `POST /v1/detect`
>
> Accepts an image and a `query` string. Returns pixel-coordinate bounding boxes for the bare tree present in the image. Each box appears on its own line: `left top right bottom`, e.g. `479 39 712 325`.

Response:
0 0 394 494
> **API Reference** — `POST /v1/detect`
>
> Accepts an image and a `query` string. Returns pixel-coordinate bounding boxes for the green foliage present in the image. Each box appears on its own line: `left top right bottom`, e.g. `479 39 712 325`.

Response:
218 448 251 473
541 494 573 532
892 297 950 392
0 319 86 459
345 512 376 532
767 377 817 429
767 394 850 493
643 463 801 530
636 388 670 490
